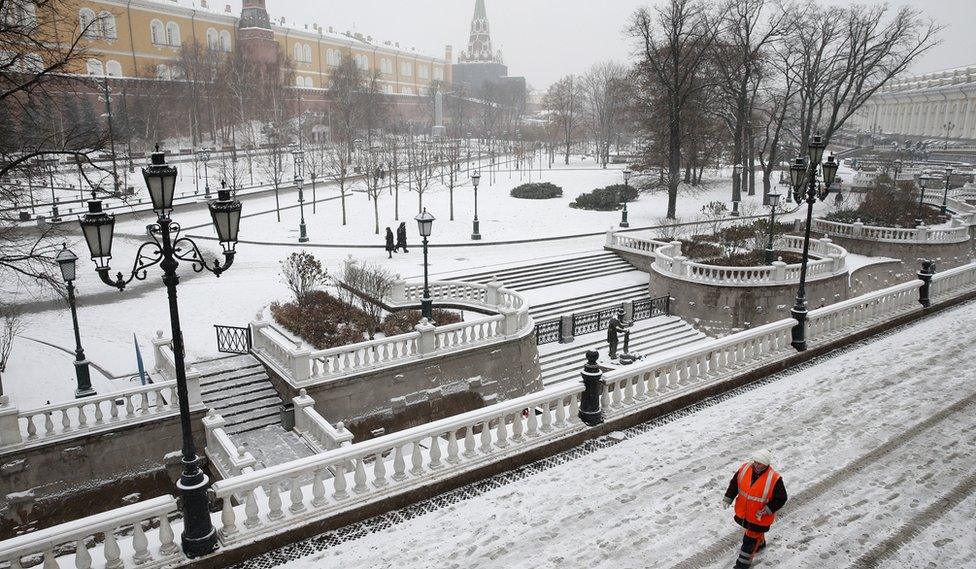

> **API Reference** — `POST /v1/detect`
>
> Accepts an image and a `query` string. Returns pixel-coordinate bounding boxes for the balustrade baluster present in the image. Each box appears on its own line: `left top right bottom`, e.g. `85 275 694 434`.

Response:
93 401 104 424
429 434 443 468
333 463 349 499
76 404 88 428
526 407 539 437
392 445 407 480
411 441 425 475
41 551 57 569
159 514 179 555
495 416 508 448
103 528 122 569
373 452 388 486
124 395 135 417
267 481 284 520
446 430 460 463
43 412 54 435
479 421 493 453
244 489 261 527
61 409 71 432
132 520 151 563
140 392 149 414
611 380 622 407
26 415 37 439
540 402 553 432
352 459 368 493
511 411 525 440
74 538 92 569
463 425 478 457
288 477 306 513
220 497 239 539
311 468 328 507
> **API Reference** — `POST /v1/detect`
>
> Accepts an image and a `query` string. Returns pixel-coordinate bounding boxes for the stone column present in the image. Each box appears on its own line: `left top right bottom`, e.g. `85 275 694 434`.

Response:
292 388 314 433
415 318 437 355
289 342 312 384
151 330 171 376
250 311 270 353
772 260 787 282
390 276 406 303
485 277 501 307
559 314 574 344
0 397 22 448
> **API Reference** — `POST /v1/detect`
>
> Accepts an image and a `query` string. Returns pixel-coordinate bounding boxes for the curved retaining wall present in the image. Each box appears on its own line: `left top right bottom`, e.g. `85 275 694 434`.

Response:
811 219 973 270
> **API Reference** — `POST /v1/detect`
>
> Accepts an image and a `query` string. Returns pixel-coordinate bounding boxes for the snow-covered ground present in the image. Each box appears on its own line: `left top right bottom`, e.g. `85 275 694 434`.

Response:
0 158 852 405
265 298 976 569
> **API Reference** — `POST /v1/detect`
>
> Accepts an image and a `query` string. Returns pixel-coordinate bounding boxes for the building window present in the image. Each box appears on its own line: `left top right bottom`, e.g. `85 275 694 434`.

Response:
150 20 164 45
402 86 413 95
79 8 97 37
433 67 443 81
98 11 117 39
303 44 312 64
105 60 122 77
206 28 219 50
327 49 341 67
165 21 181 47
418 65 429 80
86 58 104 76
400 61 412 76
353 53 369 71
219 30 231 52
380 58 392 75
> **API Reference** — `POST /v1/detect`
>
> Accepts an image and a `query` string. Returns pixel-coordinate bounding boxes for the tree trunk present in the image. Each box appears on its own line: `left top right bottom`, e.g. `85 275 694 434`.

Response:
748 123 756 197
373 197 379 235
394 184 399 220
449 184 454 220
341 186 347 225
667 115 681 219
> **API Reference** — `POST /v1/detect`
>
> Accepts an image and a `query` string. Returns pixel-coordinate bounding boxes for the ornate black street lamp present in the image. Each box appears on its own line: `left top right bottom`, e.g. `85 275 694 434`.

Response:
470 170 482 241
788 133 838 352
55 244 96 398
893 158 902 182
764 192 781 264
78 146 241 559
296 174 308 243
917 172 933 222
620 169 632 228
197 148 212 198
941 166 953 215
415 208 435 319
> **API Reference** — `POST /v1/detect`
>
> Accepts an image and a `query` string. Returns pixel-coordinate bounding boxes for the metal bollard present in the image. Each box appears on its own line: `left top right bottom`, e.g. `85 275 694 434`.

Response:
917 258 936 308
578 350 604 427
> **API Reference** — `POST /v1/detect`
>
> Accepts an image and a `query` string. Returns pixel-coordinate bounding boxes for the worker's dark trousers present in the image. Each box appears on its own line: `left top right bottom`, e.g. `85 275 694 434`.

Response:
608 338 618 359
734 529 765 568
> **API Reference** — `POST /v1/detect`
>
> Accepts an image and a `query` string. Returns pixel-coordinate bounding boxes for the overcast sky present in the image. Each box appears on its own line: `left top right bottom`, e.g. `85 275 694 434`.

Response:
243 0 975 91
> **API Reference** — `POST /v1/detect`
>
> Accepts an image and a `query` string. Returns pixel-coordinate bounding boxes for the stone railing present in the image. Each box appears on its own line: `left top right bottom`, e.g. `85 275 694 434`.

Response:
293 389 354 454
11 260 976 568
204 410 258 480
605 232 669 256
0 380 184 450
250 280 532 387
652 235 848 287
0 495 182 569
812 218 970 244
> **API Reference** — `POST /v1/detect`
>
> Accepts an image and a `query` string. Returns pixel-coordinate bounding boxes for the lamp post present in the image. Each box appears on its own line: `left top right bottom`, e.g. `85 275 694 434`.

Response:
941 166 953 215
197 148 211 198
471 170 482 240
415 208 435 320
764 192 781 265
917 173 931 221
732 164 742 217
55 244 96 398
788 133 838 352
295 174 308 243
620 169 632 228
78 146 241 559
893 158 902 183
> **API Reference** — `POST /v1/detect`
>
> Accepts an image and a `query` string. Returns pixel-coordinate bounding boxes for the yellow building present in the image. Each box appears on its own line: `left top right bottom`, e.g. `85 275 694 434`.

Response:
43 0 450 95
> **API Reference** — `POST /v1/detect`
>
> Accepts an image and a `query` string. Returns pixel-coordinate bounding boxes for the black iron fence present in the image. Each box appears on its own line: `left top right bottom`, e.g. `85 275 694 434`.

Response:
572 307 621 336
633 296 670 321
215 325 252 354
534 318 563 345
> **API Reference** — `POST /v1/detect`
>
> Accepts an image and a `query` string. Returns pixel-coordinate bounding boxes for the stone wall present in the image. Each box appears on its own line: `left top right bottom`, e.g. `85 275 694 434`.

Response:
264 330 542 441
819 234 973 270
610 249 653 272
0 408 207 538
650 270 850 335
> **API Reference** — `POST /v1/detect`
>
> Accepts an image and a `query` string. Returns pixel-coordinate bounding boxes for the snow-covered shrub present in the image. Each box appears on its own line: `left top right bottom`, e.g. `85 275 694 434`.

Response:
510 182 563 199
380 309 462 335
569 184 639 211
280 251 328 306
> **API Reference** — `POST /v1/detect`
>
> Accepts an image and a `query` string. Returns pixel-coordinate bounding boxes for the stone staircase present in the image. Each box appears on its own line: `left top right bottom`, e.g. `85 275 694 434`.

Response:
455 252 637 291
538 316 709 386
193 355 284 435
528 284 649 322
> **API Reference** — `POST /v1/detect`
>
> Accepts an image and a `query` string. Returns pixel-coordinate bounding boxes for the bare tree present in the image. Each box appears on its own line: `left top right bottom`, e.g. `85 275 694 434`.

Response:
384 128 406 220
630 0 718 219
280 251 328 306
260 121 290 222
583 62 629 168
326 142 354 225
407 137 435 213
0 304 25 398
440 138 463 220
343 261 395 340
544 75 585 164
362 145 385 235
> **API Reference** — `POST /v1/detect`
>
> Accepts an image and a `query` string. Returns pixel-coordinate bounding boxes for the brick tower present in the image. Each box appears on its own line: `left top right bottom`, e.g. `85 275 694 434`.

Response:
237 0 278 64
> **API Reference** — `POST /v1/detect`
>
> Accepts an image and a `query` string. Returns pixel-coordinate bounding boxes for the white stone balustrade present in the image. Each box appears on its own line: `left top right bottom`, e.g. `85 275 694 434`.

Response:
204 410 258 480
0 495 182 569
812 218 970 244
605 231 670 255
251 281 533 388
293 389 354 454
4 380 183 449
652 235 848 286
12 260 976 568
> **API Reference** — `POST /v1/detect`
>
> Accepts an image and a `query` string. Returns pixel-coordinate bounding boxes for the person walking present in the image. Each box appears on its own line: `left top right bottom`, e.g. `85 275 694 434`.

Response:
396 222 409 253
723 449 788 568
385 227 395 259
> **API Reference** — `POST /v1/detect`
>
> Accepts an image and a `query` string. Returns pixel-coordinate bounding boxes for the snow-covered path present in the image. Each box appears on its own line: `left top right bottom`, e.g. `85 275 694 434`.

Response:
261 299 976 569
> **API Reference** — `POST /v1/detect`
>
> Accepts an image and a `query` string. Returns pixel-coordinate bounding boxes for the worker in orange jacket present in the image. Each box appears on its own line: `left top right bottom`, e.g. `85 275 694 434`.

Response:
723 449 788 568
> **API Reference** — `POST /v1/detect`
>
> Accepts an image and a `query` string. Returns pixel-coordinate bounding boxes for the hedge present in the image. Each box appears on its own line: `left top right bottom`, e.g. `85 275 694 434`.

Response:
569 184 640 211
510 182 563 199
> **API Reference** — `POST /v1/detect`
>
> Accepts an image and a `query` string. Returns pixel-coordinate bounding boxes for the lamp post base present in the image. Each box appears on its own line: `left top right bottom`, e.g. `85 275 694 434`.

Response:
299 222 309 243
790 304 808 352
764 246 775 265
73 360 96 399
731 202 740 217
421 298 433 320
471 219 481 241
177 465 219 558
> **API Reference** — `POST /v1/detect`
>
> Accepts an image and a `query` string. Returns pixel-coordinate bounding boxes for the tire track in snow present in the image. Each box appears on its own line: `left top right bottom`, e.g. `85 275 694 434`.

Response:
669 389 976 569
850 469 976 568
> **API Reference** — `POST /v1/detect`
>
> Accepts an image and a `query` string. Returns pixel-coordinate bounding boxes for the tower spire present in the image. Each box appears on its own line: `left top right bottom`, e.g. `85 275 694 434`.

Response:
461 0 500 64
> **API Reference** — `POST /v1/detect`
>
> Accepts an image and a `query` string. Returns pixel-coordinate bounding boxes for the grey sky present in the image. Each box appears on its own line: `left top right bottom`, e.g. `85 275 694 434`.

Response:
247 0 975 90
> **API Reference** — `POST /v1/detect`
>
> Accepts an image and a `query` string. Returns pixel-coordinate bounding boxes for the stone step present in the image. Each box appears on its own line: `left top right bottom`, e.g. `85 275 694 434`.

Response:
201 372 272 396
455 252 621 283
505 265 638 292
205 388 281 412
474 257 632 285
540 324 693 373
225 414 282 436
528 284 647 312
215 396 283 419
530 288 650 321
539 316 682 359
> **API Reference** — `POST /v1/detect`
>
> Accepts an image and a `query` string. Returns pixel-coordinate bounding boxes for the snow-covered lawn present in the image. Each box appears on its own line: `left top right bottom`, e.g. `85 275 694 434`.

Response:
267 299 976 569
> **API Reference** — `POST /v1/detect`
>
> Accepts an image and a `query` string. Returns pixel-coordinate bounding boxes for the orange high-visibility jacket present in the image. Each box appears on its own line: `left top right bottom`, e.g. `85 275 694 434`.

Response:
733 462 781 530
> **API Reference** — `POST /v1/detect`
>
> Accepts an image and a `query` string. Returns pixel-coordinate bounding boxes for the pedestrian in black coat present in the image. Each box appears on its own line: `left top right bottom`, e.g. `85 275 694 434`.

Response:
396 222 409 253
385 227 395 259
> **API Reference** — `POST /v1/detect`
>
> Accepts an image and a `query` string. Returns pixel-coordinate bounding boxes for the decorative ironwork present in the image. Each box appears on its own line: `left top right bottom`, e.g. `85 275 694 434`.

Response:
572 306 621 336
632 296 670 321
534 318 562 345
215 325 252 354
